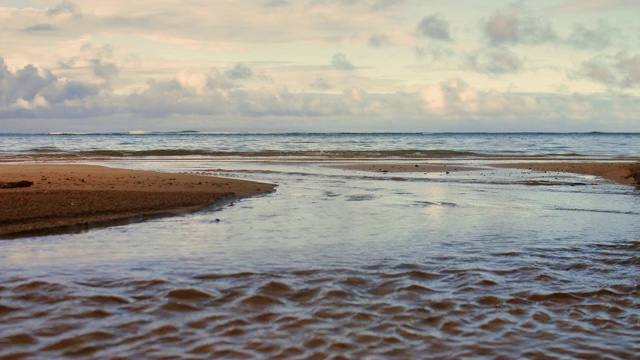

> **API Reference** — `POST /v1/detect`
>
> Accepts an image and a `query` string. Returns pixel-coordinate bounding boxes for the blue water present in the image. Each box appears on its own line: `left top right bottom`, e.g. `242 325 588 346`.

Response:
1 132 640 157
0 133 639 358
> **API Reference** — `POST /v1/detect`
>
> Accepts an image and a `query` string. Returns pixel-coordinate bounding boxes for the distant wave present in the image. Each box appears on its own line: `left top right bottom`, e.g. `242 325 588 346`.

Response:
19 149 487 158
77 149 484 158
12 149 597 159
41 131 640 136
48 132 94 135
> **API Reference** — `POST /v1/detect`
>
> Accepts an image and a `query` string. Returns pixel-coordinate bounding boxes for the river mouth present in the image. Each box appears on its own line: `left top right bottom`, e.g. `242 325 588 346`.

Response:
1 159 638 359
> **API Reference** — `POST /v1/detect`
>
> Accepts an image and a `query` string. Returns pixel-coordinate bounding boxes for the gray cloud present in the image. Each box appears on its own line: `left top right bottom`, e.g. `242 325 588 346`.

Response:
225 63 254 80
574 53 640 87
370 0 403 11
263 0 290 7
309 0 403 11
23 24 57 32
332 52 355 70
417 14 451 41
78 44 119 82
310 74 333 90
466 47 523 75
616 53 640 87
483 3 556 45
578 59 617 85
567 21 618 49
47 1 79 17
368 34 389 47
415 44 455 62
90 59 119 81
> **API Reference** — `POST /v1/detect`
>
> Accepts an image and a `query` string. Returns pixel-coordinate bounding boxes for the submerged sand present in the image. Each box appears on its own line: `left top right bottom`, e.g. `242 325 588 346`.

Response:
0 164 274 238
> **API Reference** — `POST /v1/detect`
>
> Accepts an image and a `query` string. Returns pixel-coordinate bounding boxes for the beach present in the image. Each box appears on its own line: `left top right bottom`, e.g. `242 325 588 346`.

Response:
0 164 274 238
1 132 639 359
1 161 637 239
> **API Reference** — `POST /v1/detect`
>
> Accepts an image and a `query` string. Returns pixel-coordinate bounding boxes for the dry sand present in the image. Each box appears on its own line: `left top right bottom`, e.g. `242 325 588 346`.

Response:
0 164 274 238
494 162 640 187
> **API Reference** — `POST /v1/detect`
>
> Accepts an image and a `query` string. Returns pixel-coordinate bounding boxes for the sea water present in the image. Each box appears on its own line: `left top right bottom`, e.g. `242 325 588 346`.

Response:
0 133 638 358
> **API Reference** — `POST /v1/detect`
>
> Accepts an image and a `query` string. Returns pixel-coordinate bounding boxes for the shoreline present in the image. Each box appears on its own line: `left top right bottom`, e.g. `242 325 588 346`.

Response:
0 164 275 239
1 160 638 239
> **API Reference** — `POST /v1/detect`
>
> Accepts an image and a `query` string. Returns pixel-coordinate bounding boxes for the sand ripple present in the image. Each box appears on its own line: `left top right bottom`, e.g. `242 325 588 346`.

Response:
1 242 639 359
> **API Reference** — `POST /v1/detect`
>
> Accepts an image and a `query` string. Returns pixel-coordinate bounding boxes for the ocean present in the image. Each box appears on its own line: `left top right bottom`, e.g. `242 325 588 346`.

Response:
1 132 639 358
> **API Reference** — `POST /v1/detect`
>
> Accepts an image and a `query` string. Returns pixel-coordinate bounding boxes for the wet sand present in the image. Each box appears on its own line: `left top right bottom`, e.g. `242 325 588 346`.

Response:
331 161 640 187
0 164 274 238
329 163 482 173
494 162 640 187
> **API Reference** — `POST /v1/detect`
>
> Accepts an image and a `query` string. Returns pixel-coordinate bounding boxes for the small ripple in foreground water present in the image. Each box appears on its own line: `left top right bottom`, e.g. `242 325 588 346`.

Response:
1 242 638 359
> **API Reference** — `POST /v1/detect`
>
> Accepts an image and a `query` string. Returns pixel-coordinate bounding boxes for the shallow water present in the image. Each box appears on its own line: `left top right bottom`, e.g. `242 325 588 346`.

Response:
1 159 639 359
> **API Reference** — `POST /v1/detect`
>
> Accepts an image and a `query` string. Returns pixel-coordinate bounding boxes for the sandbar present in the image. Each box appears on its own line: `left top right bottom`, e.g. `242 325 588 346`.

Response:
493 162 640 187
0 164 274 238
329 163 482 173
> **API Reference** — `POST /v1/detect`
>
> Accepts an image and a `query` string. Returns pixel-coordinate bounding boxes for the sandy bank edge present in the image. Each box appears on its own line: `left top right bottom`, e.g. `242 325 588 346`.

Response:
493 162 640 187
0 164 275 239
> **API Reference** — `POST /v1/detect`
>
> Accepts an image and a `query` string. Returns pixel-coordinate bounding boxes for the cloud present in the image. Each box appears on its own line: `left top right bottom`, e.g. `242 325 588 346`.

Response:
310 74 333 90
0 57 100 117
368 34 389 47
46 1 79 17
578 58 617 85
415 44 455 62
466 47 523 75
567 21 618 49
556 0 640 12
617 53 640 87
369 0 403 11
331 52 355 70
574 53 640 87
225 63 254 80
417 14 451 41
2 54 639 130
263 0 290 7
23 24 58 32
483 2 556 46
90 59 119 81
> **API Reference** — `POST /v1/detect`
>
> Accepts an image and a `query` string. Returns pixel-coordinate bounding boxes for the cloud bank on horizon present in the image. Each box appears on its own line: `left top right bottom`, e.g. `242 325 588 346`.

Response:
1 0 639 132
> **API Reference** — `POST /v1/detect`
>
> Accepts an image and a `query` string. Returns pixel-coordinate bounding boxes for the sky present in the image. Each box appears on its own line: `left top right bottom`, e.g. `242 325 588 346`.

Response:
1 0 640 133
